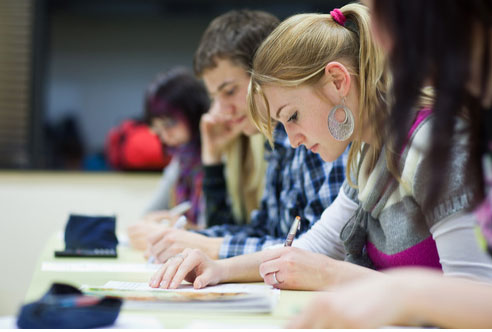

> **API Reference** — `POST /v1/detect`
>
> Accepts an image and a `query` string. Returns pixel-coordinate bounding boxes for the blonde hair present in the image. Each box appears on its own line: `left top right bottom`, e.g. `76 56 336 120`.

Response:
224 133 266 223
248 3 390 186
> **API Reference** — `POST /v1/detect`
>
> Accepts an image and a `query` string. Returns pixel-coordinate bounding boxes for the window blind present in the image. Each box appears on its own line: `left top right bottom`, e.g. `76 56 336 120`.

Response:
0 0 33 168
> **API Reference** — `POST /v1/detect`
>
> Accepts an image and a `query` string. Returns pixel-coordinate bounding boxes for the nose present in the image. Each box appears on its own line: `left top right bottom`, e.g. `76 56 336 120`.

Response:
158 128 173 144
215 98 236 119
285 126 304 148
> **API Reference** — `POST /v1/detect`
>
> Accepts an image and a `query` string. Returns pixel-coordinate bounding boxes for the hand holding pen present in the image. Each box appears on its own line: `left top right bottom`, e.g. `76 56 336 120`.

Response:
128 201 192 251
259 216 337 290
257 216 302 287
147 215 188 264
260 245 338 290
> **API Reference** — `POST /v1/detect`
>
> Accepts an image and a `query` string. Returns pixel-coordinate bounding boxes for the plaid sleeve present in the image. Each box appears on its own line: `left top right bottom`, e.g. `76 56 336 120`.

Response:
196 224 284 258
219 235 285 258
197 191 270 238
196 224 245 237
215 148 347 258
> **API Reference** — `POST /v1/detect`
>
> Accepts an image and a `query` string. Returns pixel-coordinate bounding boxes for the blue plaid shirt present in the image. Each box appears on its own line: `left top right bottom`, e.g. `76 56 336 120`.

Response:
198 124 347 258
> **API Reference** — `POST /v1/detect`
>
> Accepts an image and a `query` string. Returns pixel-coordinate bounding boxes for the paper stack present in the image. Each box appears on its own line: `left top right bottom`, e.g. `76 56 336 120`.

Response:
81 281 279 313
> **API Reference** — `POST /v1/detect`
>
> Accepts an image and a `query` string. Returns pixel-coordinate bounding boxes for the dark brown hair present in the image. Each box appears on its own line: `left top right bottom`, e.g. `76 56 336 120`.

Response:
145 67 209 141
372 0 492 211
193 9 279 76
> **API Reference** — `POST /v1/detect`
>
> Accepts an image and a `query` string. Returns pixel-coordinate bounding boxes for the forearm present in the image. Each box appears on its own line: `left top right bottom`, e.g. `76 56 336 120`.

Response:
402 271 492 328
204 237 224 260
326 260 380 289
201 138 222 165
431 212 492 281
201 127 222 165
218 251 269 283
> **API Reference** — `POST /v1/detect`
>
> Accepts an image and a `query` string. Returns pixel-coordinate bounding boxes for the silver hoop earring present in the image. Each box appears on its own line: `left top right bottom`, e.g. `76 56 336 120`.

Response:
327 98 354 141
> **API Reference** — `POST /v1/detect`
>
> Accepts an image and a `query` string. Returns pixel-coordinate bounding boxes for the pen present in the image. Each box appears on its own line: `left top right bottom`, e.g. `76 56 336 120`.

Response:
173 215 187 229
159 201 192 225
148 215 188 264
169 201 192 217
284 216 301 247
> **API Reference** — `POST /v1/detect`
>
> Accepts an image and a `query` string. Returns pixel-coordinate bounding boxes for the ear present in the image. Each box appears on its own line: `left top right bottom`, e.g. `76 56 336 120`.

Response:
322 62 351 102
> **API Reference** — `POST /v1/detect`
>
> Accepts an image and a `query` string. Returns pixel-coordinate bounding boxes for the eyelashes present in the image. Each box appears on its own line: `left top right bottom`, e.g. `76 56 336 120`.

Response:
288 111 298 123
225 87 236 96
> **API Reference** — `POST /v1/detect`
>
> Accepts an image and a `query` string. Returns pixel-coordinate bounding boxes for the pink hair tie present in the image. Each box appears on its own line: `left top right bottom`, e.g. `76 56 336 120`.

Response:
330 8 346 26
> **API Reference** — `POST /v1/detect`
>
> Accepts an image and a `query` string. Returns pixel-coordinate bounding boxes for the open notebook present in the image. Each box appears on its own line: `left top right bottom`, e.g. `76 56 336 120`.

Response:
80 281 280 313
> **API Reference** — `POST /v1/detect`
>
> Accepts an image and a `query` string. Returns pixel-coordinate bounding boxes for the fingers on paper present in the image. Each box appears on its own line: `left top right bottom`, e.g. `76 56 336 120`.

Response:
160 255 186 289
193 268 214 289
149 264 167 288
169 249 205 289
149 252 186 289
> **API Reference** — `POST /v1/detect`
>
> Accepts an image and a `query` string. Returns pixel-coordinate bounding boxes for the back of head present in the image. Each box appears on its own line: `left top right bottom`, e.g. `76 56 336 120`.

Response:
249 3 389 182
145 67 210 140
193 9 280 76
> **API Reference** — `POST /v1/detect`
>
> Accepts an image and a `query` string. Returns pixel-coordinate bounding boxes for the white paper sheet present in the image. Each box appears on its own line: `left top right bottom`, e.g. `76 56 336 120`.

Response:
100 280 279 294
41 262 160 273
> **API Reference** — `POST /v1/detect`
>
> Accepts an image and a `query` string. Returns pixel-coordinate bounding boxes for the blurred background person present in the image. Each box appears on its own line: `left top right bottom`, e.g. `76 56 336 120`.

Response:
128 67 209 250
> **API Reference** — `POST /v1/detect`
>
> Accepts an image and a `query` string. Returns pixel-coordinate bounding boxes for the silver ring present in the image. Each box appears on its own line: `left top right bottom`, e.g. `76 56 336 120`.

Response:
272 272 279 285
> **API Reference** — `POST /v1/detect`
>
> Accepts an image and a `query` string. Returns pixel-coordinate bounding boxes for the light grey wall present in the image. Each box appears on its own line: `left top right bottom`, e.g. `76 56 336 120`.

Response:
46 14 210 154
0 171 160 316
